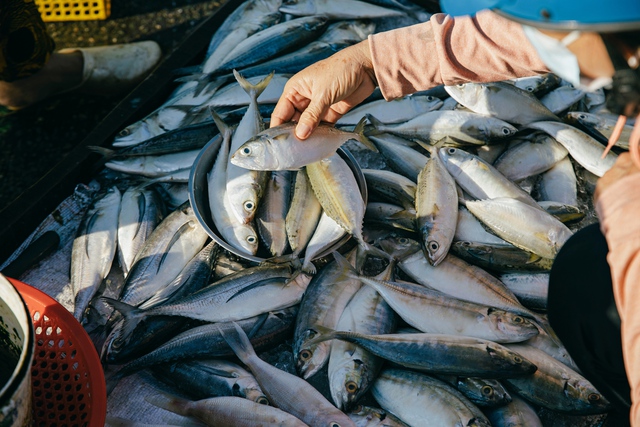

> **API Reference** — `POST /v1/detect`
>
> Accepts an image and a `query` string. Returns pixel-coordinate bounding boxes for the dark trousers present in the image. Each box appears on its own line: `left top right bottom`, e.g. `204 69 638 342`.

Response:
548 223 632 425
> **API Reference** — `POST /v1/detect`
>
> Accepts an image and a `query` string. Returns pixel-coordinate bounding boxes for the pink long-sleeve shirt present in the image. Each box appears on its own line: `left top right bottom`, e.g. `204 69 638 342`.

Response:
369 9 640 425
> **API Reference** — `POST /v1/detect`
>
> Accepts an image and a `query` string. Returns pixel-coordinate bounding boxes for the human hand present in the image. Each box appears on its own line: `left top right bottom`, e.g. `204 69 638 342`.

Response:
595 153 640 203
270 39 377 139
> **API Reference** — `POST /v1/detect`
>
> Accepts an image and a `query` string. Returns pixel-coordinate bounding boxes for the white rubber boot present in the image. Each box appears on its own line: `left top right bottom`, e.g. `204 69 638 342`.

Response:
58 40 162 95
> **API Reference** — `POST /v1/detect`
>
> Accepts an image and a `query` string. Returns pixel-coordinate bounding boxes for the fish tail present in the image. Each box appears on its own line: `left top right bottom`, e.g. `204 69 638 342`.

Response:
353 116 378 152
301 258 317 275
219 322 258 365
233 69 275 103
332 251 359 279
209 107 230 135
145 391 191 417
364 113 384 136
87 145 116 159
356 240 392 272
100 297 145 348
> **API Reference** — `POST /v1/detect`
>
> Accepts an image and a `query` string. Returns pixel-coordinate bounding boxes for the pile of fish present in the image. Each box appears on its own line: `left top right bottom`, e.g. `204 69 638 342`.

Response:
61 0 635 425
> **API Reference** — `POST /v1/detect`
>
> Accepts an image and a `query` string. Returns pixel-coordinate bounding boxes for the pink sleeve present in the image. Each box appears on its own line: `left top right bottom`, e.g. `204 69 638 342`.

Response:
596 173 640 426
368 10 550 100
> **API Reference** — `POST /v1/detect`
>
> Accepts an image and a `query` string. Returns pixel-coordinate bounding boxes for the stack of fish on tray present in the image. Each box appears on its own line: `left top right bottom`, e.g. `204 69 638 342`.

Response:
64 0 633 425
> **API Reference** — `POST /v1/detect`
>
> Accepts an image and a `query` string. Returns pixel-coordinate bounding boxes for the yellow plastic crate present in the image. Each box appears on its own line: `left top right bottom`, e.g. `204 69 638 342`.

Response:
35 0 111 22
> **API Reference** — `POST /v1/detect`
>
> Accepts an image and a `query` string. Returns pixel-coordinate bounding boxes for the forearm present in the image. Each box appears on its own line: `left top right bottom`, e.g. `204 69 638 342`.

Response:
596 174 640 426
368 10 549 100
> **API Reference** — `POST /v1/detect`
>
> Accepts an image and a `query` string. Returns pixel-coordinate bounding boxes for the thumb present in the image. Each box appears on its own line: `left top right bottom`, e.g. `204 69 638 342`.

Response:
296 99 327 140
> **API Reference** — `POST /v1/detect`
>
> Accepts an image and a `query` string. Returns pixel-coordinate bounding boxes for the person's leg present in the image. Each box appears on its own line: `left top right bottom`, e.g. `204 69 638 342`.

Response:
548 223 631 425
0 51 83 109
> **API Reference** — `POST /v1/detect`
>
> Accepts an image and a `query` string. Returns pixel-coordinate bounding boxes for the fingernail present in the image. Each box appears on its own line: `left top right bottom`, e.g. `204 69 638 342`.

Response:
296 123 311 140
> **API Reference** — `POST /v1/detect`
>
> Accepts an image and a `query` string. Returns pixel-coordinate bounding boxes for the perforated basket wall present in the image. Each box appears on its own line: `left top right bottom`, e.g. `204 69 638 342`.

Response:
34 0 111 22
9 278 107 427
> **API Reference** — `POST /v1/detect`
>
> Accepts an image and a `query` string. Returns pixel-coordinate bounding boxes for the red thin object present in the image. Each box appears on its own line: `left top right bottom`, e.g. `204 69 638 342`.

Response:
631 115 640 170
601 115 627 159
8 278 107 427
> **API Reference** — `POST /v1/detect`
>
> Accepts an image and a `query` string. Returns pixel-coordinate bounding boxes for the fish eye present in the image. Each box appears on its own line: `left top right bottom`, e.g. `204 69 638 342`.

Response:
578 114 587 119
526 86 534 92
345 381 359 394
482 386 494 396
241 146 252 155
299 349 313 361
501 127 511 135
257 397 269 405
447 148 456 155
588 393 601 401
118 128 131 137
426 96 435 101
513 356 523 364
246 235 257 244
457 83 465 88
428 241 439 252
330 423 341 427
513 316 524 324
244 201 255 212
352 405 363 413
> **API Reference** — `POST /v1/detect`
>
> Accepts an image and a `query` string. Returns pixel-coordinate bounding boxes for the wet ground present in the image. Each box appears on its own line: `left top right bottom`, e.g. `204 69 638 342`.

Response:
0 0 227 208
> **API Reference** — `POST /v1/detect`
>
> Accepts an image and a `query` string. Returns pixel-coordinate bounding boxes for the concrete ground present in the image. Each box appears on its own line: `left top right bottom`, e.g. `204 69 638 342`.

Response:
0 0 226 208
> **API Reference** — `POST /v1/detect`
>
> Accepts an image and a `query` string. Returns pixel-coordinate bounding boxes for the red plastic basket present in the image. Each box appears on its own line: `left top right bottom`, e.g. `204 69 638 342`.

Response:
8 278 107 427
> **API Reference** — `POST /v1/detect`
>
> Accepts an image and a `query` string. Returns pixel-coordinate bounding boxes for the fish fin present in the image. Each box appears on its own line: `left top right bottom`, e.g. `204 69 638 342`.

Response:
364 114 384 135
145 391 190 416
100 297 145 349
172 65 203 76
218 322 258 364
88 145 116 159
332 251 359 279
233 69 275 102
354 116 378 152
247 312 270 340
301 259 317 275
304 324 339 347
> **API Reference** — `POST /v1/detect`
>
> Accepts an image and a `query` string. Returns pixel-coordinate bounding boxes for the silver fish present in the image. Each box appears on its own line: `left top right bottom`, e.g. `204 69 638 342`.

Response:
528 121 617 177
486 394 543 427
220 322 357 427
537 156 578 206
71 186 121 321
286 169 323 257
362 169 416 210
256 170 292 256
368 133 429 181
444 81 559 125
347 405 409 427
105 150 200 178
438 377 512 408
539 84 585 114
301 212 347 274
493 134 569 182
337 94 442 126
117 186 164 277
499 272 549 311
371 369 491 427
565 110 633 149
280 0 405 19
146 393 308 427
454 206 508 245
231 119 375 171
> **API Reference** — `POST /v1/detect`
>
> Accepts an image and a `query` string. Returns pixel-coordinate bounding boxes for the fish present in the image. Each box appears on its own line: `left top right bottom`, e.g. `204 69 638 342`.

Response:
565 110 633 149
294 250 362 379
485 394 543 427
506 73 561 95
493 134 569 182
539 84 585 115
225 71 273 225
444 81 559 125
371 369 491 427
347 405 409 427
438 147 540 208
334 252 539 343
202 74 290 108
414 146 458 265
503 344 611 415
362 169 416 210
279 0 405 19
327 263 396 410
151 359 268 403
337 94 442 126
256 170 292 256
104 150 201 178
367 133 429 181
437 377 512 408
301 212 347 274
214 16 329 75
451 241 554 273
231 118 375 171
286 169 323 257
454 206 508 245
220 322 357 427
207 112 259 256
537 156 578 206
499 272 549 311
364 203 416 233
146 393 308 427
238 20 375 79
527 121 617 177
366 111 517 145
309 329 537 379
464 198 573 260
116 186 164 278
70 186 121 321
